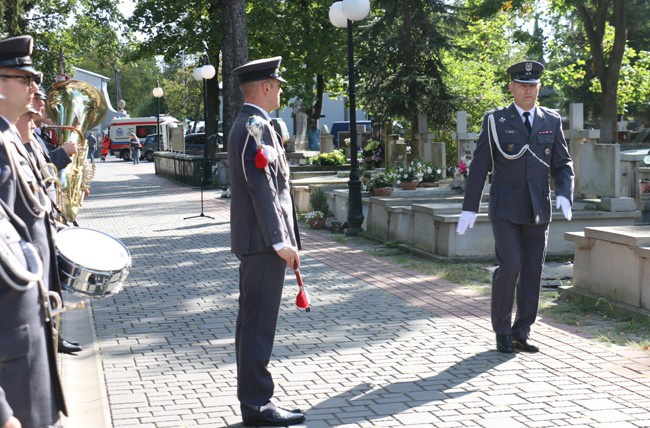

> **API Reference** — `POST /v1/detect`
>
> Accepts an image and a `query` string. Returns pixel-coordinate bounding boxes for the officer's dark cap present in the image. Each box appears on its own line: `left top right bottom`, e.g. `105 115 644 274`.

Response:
507 60 544 84
0 35 37 74
233 56 286 85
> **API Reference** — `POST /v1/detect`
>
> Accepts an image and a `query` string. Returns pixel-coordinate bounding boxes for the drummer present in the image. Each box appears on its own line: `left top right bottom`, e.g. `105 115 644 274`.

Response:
0 34 68 428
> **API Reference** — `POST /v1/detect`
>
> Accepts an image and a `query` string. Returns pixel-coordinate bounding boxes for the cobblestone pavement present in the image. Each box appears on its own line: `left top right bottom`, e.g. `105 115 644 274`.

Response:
61 158 650 428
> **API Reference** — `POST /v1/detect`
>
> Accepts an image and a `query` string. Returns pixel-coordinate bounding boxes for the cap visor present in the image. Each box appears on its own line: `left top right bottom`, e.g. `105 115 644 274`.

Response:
14 65 37 74
513 78 540 84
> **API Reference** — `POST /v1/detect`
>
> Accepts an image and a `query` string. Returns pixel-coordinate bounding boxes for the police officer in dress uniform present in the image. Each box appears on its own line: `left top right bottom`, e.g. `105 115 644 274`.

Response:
0 35 67 428
457 61 574 354
227 57 305 427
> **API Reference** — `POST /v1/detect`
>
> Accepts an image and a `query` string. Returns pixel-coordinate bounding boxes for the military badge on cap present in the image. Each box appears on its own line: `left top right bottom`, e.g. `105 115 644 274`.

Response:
507 60 544 84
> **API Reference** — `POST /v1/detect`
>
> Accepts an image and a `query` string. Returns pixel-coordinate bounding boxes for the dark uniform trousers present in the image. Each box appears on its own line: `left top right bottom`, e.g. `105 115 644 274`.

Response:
462 103 574 342
228 104 299 417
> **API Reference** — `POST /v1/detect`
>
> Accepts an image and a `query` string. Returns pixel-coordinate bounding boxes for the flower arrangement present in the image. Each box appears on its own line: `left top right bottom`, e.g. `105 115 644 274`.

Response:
306 149 346 166
393 159 425 185
412 159 441 183
360 139 384 169
302 210 326 221
456 159 469 178
369 170 395 189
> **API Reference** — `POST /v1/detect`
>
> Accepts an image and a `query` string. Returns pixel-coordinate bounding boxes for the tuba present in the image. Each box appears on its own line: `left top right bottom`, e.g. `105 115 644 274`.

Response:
45 80 108 222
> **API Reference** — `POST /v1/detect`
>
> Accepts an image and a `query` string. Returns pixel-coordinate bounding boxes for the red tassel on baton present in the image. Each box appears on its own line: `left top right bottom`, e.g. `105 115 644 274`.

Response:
294 269 311 312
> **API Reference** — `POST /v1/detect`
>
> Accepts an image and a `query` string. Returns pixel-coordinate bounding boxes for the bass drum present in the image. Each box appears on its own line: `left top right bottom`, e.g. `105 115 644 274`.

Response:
56 227 131 299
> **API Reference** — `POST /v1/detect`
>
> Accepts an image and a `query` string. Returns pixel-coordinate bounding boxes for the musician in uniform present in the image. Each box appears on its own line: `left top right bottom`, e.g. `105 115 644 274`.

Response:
227 57 305 427
0 34 67 428
32 89 77 172
16 107 83 354
457 61 574 354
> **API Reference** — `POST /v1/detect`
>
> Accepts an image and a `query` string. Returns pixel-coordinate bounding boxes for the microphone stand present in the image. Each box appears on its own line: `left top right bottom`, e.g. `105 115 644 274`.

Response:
185 145 214 220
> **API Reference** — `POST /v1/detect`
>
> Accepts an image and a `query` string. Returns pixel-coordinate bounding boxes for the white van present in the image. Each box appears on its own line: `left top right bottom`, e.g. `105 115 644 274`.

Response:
108 115 182 160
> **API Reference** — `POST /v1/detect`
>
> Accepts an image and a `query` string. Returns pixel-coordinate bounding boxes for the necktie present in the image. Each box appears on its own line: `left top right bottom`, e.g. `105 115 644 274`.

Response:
523 111 532 134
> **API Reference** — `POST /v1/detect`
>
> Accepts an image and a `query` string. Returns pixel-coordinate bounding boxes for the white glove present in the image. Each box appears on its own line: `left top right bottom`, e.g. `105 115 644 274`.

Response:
457 211 477 235
556 195 572 221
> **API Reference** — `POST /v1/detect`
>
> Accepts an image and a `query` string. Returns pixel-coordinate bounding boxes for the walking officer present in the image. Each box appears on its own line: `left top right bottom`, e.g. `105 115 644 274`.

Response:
457 60 574 354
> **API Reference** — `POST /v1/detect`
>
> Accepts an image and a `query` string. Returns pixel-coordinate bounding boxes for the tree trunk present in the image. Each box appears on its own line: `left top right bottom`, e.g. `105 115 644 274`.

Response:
576 0 627 143
221 0 248 152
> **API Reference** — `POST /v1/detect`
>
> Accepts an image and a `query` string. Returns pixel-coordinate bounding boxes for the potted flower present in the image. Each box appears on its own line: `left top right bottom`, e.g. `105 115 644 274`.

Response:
302 210 327 229
419 160 442 187
304 187 329 228
453 158 470 191
394 159 425 190
369 170 395 196
306 149 346 166
360 139 384 170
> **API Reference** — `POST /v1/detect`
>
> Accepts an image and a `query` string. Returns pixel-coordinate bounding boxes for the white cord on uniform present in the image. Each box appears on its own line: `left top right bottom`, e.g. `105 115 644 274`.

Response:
488 114 550 169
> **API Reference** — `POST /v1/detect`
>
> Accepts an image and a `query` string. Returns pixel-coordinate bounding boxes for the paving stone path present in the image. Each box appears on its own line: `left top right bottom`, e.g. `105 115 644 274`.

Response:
61 159 650 428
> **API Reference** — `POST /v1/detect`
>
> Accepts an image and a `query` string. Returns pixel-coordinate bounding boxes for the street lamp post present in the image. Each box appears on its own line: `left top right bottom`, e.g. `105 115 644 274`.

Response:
329 0 370 236
185 55 217 220
152 82 163 151
193 55 216 177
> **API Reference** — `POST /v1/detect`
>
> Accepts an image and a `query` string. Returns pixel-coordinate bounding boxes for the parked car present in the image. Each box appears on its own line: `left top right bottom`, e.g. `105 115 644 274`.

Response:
330 120 372 147
142 134 161 162
184 133 206 156
184 132 223 156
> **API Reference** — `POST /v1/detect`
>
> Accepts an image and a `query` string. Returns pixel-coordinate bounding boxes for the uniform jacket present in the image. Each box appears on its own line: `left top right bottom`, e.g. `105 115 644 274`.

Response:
0 122 67 427
33 130 71 171
228 104 298 255
462 103 574 225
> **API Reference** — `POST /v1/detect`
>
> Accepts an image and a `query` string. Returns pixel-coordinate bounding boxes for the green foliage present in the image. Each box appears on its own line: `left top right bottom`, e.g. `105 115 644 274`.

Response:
355 0 458 133
306 150 346 166
160 67 203 128
309 187 329 214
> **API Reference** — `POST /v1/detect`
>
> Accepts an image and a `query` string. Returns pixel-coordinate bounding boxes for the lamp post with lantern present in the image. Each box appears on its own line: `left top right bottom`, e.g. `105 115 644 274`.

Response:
329 0 370 236
185 55 216 220
152 81 163 151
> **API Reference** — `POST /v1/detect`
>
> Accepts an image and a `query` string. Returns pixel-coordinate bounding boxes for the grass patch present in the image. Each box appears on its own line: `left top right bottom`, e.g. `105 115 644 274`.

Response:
309 228 650 350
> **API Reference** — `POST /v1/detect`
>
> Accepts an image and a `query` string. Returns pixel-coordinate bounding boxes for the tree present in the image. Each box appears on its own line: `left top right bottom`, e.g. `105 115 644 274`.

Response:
246 0 347 131
221 0 247 151
128 0 222 155
354 0 458 152
477 0 629 143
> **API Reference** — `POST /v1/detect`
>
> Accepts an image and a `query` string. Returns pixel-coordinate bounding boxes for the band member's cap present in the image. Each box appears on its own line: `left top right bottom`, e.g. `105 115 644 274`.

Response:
507 60 544 84
233 56 287 84
35 89 47 99
0 35 37 74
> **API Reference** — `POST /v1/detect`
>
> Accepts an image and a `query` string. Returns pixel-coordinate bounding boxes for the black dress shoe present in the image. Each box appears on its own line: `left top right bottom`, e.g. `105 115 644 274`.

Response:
58 338 82 354
61 337 80 347
242 406 305 427
496 334 513 353
512 338 539 353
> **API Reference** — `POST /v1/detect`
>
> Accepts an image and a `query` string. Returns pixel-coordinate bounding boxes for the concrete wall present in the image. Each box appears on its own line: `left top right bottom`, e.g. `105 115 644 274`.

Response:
566 226 650 310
